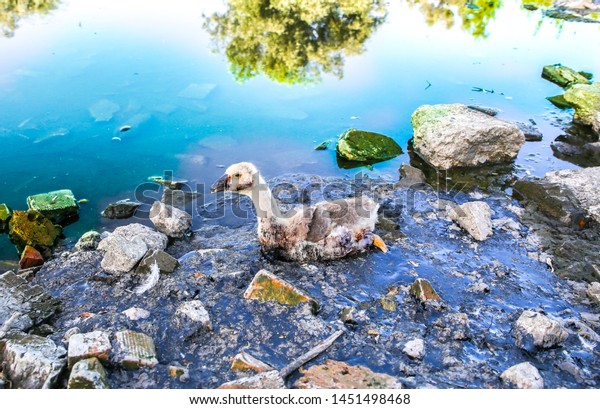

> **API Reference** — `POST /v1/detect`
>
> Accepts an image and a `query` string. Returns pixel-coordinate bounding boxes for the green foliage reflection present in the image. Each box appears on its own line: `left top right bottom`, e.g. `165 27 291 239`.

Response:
1 0 58 37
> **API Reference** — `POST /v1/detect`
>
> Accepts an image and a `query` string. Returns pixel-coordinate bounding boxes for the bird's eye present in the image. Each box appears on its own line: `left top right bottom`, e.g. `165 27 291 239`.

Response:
233 173 241 178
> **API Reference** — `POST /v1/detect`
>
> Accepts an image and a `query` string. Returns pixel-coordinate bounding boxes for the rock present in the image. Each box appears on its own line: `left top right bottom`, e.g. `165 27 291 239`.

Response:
563 82 600 135
294 360 402 389
0 332 66 388
122 307 150 321
169 365 190 382
100 223 168 251
403 338 425 360
336 128 402 163
546 94 572 109
148 176 188 190
149 201 192 238
587 282 600 304
0 203 12 232
500 362 544 389
411 104 525 169
26 189 79 224
68 357 110 389
18 245 44 270
410 278 442 302
218 370 285 389
174 300 212 336
74 230 102 252
516 121 543 141
63 327 81 343
314 141 329 150
135 249 179 275
101 199 141 219
583 141 600 153
380 287 399 312
513 310 568 350
113 330 158 370
98 234 148 273
398 164 427 187
244 270 318 311
449 201 493 241
8 210 62 253
161 188 199 210
514 167 600 225
0 271 60 334
542 64 591 88
231 352 274 373
433 313 472 341
67 330 111 368
467 281 490 293
467 104 499 116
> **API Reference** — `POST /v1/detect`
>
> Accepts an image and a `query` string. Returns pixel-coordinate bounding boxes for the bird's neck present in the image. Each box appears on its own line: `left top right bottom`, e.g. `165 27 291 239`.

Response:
243 175 285 222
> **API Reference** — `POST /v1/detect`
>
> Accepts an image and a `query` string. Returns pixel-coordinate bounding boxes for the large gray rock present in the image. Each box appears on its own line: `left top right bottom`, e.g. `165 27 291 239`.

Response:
101 199 141 219
149 201 192 238
0 332 67 388
98 235 148 273
411 104 525 169
68 357 110 389
500 362 544 389
100 223 168 251
449 201 493 241
514 310 568 350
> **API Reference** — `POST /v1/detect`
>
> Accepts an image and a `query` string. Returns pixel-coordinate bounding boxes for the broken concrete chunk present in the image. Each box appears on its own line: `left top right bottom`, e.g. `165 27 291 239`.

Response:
410 278 442 302
113 330 158 370
67 330 111 368
27 189 79 224
68 357 110 389
244 270 318 311
294 360 402 389
231 352 274 373
449 201 493 241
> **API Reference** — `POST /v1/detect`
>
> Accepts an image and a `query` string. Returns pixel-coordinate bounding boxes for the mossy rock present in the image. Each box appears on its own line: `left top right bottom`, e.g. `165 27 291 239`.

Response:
563 82 600 134
0 203 12 232
336 129 402 163
243 270 318 311
27 189 79 224
542 64 592 88
546 94 572 109
8 210 62 253
410 278 442 302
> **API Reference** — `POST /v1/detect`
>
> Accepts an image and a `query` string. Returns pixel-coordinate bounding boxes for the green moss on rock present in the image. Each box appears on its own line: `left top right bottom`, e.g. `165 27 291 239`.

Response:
27 189 79 224
563 82 600 135
243 270 318 311
546 94 572 109
542 64 592 88
8 210 62 252
0 203 12 232
336 129 402 163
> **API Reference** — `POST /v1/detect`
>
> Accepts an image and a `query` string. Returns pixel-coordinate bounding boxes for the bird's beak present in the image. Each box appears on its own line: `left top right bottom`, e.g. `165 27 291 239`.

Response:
211 174 229 193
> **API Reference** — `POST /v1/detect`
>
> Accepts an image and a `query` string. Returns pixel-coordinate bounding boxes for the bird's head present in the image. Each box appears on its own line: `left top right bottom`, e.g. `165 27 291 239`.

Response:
211 162 259 194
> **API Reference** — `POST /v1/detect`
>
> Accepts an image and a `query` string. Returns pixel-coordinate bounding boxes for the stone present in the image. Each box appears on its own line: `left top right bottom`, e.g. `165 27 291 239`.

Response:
231 352 274 373
0 203 12 232
161 188 199 210
26 189 79 224
74 230 102 252
218 370 285 389
0 332 66 388
244 270 318 311
113 330 158 370
516 121 543 141
546 94 572 109
148 176 188 190
8 210 62 252
410 278 442 302
68 357 110 389
449 201 493 241
314 141 329 150
542 64 591 88
583 141 600 153
63 327 81 343
336 129 402 163
466 104 499 116
514 310 568 350
403 338 425 360
563 82 600 135
0 271 60 334
294 360 402 389
587 282 600 304
500 362 544 389
380 287 399 312
135 249 178 275
175 300 212 336
398 164 427 188
122 307 150 321
149 201 192 238
98 234 148 273
100 223 168 251
67 330 111 368
411 104 525 169
433 313 472 341
101 199 141 219
18 245 44 270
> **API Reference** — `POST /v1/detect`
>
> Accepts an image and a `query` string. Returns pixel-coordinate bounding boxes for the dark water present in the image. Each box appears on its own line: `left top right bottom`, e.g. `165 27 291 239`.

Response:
1 0 599 262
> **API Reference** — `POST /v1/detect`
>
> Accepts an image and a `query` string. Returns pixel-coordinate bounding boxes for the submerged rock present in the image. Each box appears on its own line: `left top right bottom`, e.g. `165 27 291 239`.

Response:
74 231 102 252
149 201 192 238
314 141 330 150
563 82 600 135
0 332 66 389
500 362 544 389
67 331 111 368
336 129 402 163
411 104 525 169
410 278 442 302
68 357 110 389
294 360 402 389
135 249 178 275
148 176 188 190
244 270 318 310
8 210 62 253
516 121 544 141
0 203 12 232
449 201 493 241
231 352 274 373
89 99 120 122
18 245 44 270
113 330 158 370
27 189 79 224
546 94 572 109
513 310 568 351
161 189 199 210
542 64 591 88
101 199 141 219
398 163 427 188
218 370 285 389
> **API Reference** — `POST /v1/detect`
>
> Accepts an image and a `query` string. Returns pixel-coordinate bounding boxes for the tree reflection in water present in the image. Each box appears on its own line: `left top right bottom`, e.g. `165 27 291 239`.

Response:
1 0 58 37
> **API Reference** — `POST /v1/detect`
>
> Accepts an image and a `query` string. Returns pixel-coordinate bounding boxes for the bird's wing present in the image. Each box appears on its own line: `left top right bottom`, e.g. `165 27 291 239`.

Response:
305 205 332 243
